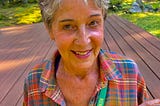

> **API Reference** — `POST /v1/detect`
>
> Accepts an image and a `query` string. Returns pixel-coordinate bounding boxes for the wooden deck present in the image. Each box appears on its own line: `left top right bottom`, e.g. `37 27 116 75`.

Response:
0 15 160 105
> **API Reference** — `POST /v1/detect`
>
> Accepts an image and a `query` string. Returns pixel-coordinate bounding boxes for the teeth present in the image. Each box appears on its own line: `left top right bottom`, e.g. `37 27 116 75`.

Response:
75 51 88 55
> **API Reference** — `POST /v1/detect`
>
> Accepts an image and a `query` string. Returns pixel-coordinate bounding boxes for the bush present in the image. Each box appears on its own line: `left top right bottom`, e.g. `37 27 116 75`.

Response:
109 0 123 11
28 0 38 3
0 14 6 20
110 0 123 5
123 0 133 3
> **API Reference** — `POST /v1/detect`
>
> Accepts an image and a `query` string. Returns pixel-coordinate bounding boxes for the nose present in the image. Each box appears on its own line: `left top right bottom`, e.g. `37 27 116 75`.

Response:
75 25 91 45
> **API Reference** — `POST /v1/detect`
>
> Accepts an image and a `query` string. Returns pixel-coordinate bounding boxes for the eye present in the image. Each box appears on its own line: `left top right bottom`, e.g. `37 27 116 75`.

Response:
88 20 99 28
63 24 77 31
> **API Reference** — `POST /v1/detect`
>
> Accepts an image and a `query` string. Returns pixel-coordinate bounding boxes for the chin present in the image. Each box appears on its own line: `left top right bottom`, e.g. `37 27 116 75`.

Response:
72 59 96 69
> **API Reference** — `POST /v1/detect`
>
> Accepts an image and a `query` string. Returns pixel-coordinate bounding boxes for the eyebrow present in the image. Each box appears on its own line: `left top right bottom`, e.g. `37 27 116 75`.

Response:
59 14 101 23
89 14 101 18
59 19 74 23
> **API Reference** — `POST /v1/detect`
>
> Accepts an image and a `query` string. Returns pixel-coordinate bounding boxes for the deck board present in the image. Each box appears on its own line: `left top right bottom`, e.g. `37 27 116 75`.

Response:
112 15 160 62
111 15 160 76
108 15 160 78
0 41 54 106
0 26 48 84
116 15 160 50
104 25 124 55
0 15 159 105
105 15 160 98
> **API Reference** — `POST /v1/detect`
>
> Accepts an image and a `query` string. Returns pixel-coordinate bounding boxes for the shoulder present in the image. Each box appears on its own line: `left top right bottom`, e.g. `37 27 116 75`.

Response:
100 49 139 75
101 49 135 64
25 60 50 85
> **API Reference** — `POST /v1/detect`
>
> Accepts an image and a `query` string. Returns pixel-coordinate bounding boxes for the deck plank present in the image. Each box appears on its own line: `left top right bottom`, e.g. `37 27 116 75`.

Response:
112 15 160 62
106 18 156 98
104 25 124 55
0 25 44 83
105 15 160 98
115 15 160 50
0 23 54 105
0 41 54 105
0 25 48 84
0 24 40 60
110 16 160 78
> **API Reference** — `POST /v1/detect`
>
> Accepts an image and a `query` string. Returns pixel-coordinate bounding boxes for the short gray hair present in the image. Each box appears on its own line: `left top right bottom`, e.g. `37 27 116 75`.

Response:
39 0 109 31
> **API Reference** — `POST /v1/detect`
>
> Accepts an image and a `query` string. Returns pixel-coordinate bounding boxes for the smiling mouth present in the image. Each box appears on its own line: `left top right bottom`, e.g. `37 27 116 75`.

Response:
71 49 92 58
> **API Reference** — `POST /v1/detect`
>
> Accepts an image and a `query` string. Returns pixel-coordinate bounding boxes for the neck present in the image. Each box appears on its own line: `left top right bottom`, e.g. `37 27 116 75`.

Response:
58 59 98 80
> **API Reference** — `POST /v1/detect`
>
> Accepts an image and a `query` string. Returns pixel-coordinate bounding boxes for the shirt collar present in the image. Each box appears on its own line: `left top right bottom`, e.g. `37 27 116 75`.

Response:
39 50 64 105
99 49 122 81
39 49 122 104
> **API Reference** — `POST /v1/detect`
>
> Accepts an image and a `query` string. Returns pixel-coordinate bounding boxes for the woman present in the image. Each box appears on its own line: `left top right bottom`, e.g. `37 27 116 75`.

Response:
24 0 150 105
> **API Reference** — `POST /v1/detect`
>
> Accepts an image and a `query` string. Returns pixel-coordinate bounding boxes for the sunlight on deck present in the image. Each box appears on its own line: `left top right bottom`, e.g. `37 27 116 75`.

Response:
0 57 37 72
0 26 32 36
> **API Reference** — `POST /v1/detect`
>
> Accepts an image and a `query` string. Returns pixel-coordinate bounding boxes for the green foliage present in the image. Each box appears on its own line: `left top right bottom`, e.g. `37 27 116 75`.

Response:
145 1 160 9
110 0 123 5
123 0 134 3
109 0 123 12
0 3 42 27
28 0 38 3
0 0 38 6
14 4 41 24
108 1 160 38
0 14 7 20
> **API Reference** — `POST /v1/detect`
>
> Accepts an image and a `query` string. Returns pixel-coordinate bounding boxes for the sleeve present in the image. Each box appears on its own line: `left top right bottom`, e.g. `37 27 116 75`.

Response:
135 64 149 105
23 78 28 106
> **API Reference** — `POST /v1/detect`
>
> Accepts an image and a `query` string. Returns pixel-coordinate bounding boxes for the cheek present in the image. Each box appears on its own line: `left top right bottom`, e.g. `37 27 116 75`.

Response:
54 32 74 50
90 30 104 46
54 36 71 58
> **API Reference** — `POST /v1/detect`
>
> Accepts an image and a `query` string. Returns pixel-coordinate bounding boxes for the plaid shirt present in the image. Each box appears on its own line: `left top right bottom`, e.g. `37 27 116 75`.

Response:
24 49 148 106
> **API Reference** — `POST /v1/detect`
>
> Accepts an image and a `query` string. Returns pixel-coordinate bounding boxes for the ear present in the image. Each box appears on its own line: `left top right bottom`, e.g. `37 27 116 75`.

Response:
44 23 55 40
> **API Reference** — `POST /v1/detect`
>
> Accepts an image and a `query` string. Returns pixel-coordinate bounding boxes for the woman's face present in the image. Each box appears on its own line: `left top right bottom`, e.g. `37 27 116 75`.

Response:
49 0 104 69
